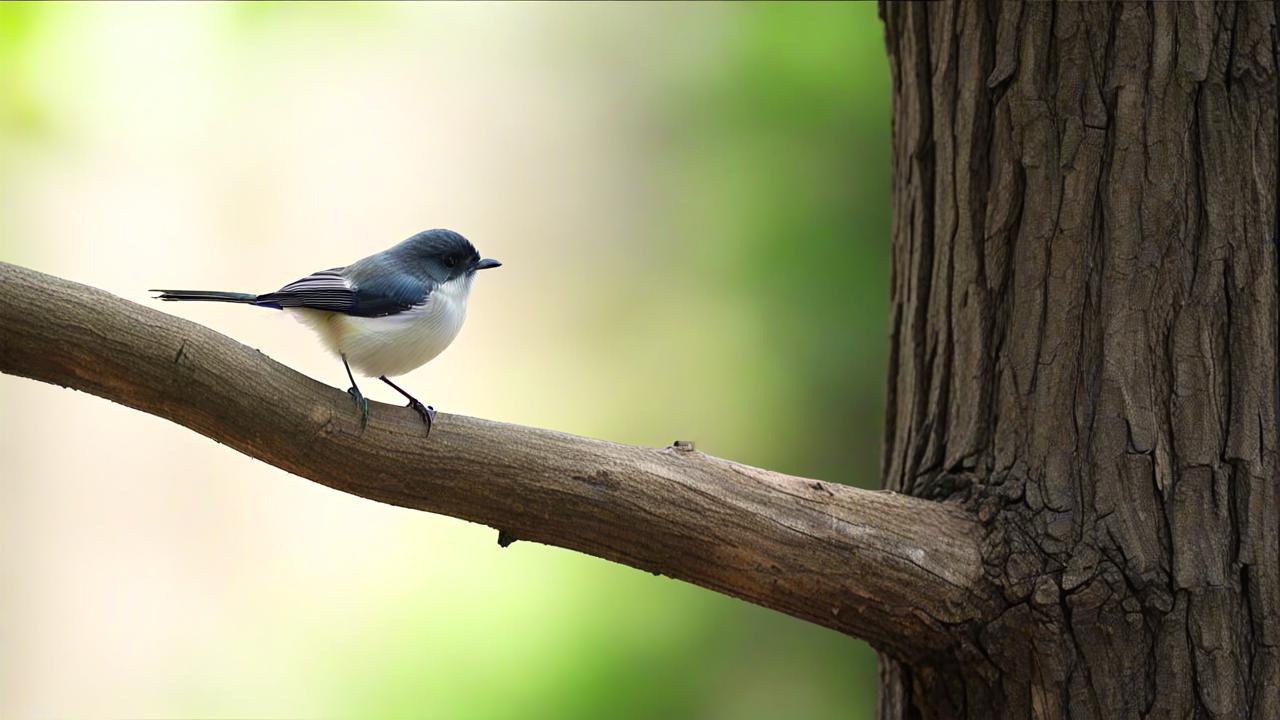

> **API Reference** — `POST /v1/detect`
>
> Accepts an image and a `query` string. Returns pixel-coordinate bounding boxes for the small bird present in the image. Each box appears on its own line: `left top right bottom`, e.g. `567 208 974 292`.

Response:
152 229 501 434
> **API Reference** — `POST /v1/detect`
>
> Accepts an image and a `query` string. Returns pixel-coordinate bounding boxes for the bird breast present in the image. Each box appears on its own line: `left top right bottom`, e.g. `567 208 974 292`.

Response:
289 273 474 378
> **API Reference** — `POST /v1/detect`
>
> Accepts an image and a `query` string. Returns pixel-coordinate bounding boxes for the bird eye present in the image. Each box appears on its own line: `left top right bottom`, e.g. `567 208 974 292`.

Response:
444 255 457 268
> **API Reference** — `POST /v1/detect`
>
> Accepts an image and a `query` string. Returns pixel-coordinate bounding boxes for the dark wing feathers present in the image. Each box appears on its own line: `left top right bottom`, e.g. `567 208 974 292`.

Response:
254 268 355 312
345 270 433 317
255 265 433 318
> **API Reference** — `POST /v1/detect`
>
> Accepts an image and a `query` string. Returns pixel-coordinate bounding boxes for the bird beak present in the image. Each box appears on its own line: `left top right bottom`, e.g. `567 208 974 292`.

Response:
474 258 502 271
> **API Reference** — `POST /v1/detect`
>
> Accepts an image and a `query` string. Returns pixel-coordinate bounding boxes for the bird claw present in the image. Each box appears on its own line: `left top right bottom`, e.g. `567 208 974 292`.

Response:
407 399 436 435
347 386 369 427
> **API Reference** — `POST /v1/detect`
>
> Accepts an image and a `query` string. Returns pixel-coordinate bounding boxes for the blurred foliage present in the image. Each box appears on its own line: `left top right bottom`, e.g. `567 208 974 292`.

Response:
671 2 892 487
0 2 892 718
616 6 891 718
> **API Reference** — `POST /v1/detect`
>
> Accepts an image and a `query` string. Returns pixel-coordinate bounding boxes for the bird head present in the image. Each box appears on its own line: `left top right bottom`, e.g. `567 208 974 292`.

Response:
401 228 502 284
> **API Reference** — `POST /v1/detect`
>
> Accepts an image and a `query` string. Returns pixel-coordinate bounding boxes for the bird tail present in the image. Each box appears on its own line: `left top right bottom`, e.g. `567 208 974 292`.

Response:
150 289 263 305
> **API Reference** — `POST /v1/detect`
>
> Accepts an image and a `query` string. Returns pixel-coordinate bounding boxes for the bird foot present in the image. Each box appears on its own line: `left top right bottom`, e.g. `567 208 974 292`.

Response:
407 399 436 435
347 385 369 427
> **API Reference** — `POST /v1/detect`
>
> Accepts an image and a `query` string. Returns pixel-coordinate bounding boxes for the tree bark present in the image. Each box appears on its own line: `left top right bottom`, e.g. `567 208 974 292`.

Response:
880 2 1279 718
0 260 994 665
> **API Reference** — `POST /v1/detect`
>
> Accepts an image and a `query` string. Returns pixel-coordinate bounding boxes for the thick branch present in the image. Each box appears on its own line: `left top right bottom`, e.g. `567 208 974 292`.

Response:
0 261 993 661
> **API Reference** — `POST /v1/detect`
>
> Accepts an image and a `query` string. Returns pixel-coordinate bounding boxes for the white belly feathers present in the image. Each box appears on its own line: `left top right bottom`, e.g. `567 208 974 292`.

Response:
287 273 473 378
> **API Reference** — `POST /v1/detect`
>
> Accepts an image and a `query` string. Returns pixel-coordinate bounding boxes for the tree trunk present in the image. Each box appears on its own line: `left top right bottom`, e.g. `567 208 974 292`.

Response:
879 2 1278 718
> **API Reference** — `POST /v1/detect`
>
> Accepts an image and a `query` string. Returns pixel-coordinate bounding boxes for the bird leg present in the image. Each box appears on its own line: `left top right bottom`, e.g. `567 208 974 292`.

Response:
341 354 369 427
379 375 436 435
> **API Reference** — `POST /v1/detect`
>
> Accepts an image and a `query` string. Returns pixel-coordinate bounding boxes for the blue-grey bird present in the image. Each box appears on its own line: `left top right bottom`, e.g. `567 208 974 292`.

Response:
152 229 501 433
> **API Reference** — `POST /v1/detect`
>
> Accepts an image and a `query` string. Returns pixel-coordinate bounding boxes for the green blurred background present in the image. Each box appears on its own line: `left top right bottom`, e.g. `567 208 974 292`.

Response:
0 2 891 717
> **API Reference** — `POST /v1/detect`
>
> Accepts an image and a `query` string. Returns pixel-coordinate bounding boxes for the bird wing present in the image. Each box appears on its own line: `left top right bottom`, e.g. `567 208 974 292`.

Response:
255 268 354 312
255 266 432 317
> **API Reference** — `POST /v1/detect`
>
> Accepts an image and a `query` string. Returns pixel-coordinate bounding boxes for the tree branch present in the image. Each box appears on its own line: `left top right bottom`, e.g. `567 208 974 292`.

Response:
0 261 994 662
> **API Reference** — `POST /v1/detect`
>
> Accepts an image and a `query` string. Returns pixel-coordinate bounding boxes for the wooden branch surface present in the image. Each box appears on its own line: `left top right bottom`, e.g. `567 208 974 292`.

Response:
0 261 993 661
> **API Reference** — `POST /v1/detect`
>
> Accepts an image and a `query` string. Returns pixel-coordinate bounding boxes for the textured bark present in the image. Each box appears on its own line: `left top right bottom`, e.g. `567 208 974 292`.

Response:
0 261 995 664
880 2 1279 719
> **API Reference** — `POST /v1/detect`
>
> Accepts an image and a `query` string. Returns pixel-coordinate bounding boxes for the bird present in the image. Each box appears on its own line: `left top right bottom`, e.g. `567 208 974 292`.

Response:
151 228 501 434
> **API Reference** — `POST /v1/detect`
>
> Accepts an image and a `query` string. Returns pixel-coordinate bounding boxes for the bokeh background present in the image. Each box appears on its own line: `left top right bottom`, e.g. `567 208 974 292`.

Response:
0 2 892 718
